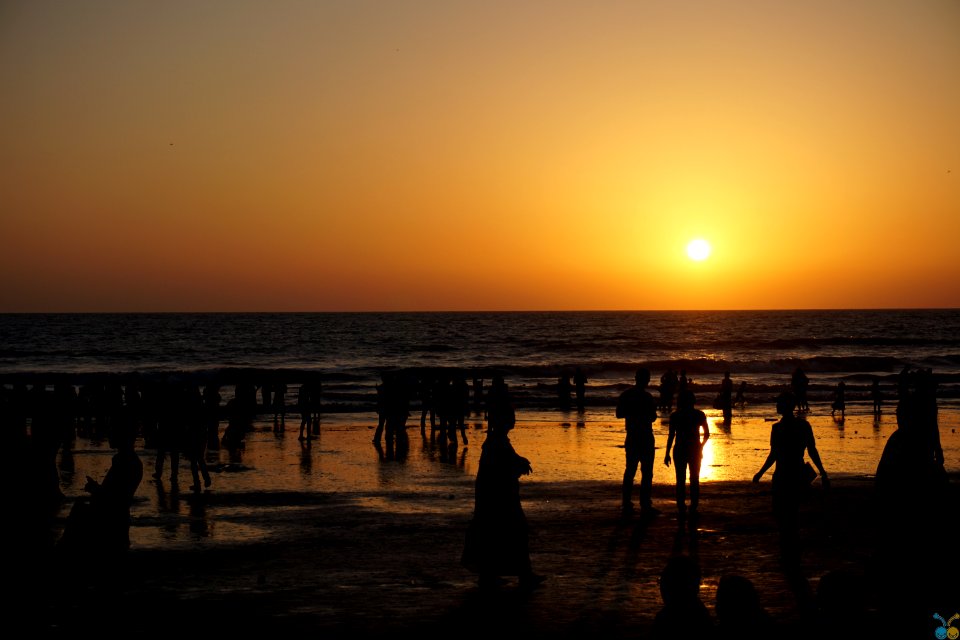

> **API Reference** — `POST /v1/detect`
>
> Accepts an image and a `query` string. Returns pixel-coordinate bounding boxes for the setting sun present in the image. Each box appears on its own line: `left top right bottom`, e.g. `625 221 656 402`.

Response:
686 239 712 262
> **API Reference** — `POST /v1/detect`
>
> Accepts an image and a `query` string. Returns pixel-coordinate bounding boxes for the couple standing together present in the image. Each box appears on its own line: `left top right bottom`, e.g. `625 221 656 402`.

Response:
617 368 709 521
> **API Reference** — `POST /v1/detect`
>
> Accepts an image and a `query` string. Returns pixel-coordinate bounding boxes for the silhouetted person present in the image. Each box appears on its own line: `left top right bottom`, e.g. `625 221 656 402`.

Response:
309 375 322 435
664 390 709 521
461 377 544 591
373 377 387 445
472 376 484 415
452 372 470 445
297 382 312 441
678 369 689 395
418 374 436 438
59 423 143 557
383 372 411 456
791 367 810 412
715 574 773 640
718 371 733 421
183 384 211 493
573 366 587 412
735 381 747 408
831 381 845 418
753 391 829 572
873 367 951 640
871 378 882 417
152 381 183 485
616 368 659 517
221 398 250 450
659 368 678 412
814 569 870 640
273 380 287 424
876 367 947 501
651 555 713 639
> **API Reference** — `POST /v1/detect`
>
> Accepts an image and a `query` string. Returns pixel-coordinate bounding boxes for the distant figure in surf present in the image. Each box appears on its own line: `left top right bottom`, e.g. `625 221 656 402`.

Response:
297 381 312 441
718 371 734 421
659 368 678 412
791 367 810 412
831 381 846 418
273 379 287 427
574 366 588 412
735 381 747 408
871 379 882 417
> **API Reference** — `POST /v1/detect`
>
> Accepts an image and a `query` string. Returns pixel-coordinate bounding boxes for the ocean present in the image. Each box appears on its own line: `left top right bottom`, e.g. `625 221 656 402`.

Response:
2 309 959 411
3 310 958 549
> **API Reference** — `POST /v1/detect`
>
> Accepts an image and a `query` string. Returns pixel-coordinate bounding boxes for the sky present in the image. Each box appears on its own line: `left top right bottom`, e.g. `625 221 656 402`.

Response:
1 0 958 312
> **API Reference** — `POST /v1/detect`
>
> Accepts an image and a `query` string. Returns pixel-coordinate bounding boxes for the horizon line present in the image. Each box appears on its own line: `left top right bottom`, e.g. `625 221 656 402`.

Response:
1 307 958 314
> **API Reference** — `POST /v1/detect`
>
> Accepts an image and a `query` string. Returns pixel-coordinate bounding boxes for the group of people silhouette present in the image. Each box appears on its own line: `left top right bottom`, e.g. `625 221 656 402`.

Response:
1 360 952 635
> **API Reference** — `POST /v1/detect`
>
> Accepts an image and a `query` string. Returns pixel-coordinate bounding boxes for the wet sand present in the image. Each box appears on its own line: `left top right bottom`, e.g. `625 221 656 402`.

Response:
13 415 960 638
13 478 960 638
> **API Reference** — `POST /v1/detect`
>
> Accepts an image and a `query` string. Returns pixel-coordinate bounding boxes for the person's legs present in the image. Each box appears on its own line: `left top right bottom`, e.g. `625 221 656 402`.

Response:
674 455 688 515
622 444 640 512
639 431 655 510
689 449 702 510
153 448 165 479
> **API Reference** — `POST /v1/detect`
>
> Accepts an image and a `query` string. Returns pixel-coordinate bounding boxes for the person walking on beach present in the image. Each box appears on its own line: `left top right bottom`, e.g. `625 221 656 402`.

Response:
664 390 710 521
461 375 545 591
753 391 829 571
616 368 659 518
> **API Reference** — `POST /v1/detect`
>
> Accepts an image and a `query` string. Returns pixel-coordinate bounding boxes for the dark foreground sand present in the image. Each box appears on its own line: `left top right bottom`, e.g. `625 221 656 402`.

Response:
13 474 959 639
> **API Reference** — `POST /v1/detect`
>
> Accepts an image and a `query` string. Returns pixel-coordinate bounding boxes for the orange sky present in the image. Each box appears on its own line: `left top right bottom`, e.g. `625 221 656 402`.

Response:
1 1 958 311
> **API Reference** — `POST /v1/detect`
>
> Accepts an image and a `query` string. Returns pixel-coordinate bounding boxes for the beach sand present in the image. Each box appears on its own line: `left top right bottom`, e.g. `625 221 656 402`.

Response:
12 414 960 638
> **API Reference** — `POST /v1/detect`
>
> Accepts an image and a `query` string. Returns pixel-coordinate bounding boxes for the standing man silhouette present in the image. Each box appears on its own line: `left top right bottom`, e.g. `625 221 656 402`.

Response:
616 368 660 518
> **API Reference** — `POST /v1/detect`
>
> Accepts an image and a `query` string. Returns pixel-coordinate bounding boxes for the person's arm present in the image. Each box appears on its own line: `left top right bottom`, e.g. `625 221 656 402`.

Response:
805 424 830 488
664 419 675 466
700 413 710 447
753 430 776 482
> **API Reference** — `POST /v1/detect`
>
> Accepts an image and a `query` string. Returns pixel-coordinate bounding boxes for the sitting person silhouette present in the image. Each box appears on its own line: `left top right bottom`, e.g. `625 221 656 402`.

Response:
59 423 143 556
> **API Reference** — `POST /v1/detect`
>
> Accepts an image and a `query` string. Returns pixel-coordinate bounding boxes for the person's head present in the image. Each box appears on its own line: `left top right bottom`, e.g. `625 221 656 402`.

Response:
775 391 796 416
659 555 702 606
635 368 651 387
716 575 761 623
678 390 696 409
